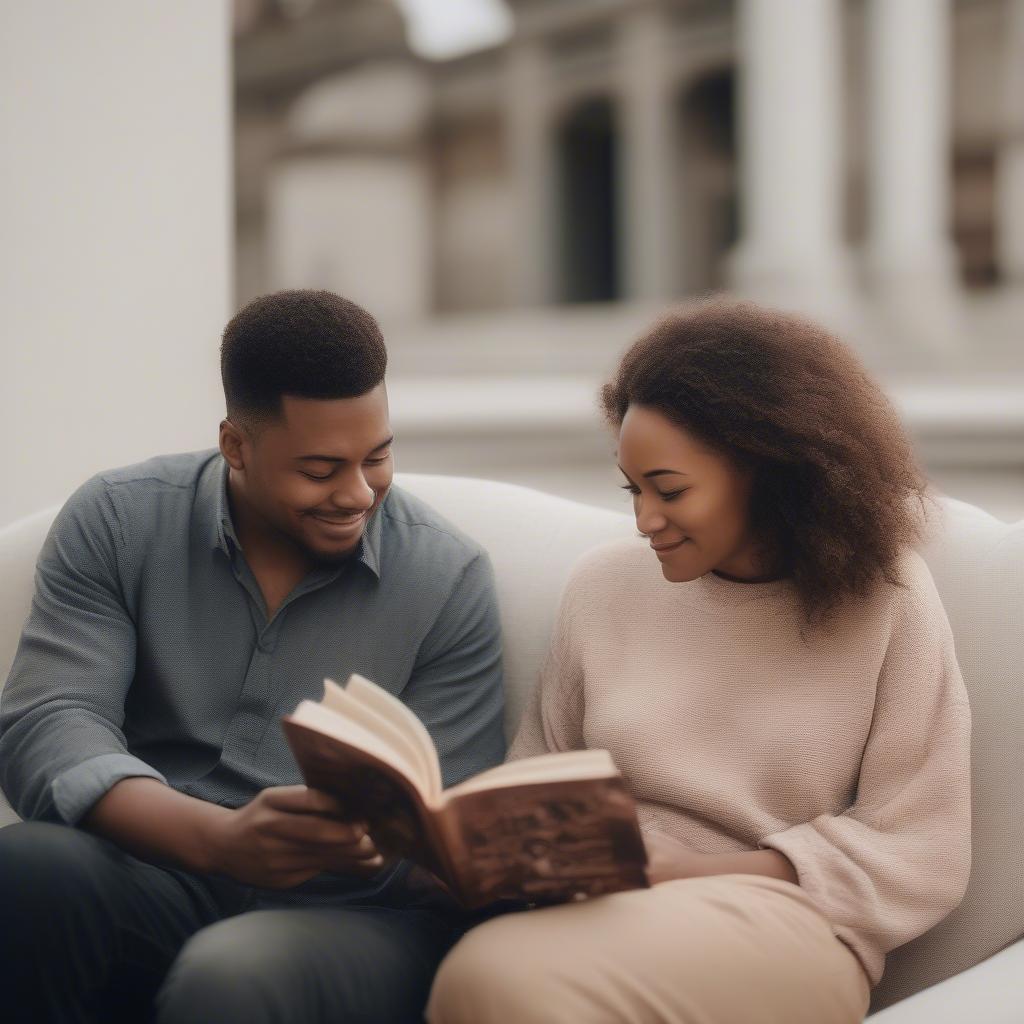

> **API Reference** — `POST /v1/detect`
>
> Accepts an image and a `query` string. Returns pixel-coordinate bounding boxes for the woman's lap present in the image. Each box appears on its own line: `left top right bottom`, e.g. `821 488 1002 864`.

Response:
427 873 871 1024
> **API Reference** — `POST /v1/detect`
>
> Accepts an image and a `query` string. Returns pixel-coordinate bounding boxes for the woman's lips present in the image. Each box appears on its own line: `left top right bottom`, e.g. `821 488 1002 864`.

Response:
650 538 689 558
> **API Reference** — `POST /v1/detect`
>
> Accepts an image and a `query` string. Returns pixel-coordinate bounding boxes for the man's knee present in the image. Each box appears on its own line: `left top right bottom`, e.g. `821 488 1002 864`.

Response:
155 916 296 1024
0 821 108 925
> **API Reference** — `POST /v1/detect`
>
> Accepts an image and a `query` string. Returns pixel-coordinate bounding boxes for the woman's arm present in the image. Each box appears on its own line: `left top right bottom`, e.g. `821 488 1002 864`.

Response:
645 831 798 885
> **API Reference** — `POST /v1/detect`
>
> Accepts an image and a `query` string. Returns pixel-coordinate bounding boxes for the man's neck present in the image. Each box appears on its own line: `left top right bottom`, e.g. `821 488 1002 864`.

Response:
226 471 314 579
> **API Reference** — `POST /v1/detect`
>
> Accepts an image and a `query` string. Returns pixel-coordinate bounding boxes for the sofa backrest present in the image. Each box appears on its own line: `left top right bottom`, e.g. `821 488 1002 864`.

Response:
1 477 1021 1011
394 474 634 738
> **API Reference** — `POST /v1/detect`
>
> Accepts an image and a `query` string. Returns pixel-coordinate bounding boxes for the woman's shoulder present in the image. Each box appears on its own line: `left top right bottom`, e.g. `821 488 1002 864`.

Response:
569 535 654 576
561 536 661 601
856 546 949 635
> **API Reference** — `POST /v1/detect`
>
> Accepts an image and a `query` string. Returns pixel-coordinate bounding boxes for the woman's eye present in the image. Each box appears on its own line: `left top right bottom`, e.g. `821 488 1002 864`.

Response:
657 490 685 501
619 484 640 495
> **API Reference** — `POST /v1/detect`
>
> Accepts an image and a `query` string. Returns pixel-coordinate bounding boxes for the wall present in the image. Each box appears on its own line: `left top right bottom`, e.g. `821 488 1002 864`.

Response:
0 1 232 528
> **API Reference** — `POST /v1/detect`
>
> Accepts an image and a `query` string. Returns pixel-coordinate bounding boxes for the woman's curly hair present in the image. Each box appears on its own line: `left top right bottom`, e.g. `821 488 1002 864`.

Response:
600 298 932 628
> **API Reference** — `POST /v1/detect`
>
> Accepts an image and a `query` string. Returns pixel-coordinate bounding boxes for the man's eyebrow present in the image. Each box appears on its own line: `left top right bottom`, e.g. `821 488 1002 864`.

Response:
296 436 394 463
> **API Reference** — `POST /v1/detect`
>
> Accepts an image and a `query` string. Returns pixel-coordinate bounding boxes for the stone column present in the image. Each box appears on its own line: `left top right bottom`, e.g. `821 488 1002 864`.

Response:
997 0 1024 284
729 0 853 324
617 5 679 302
865 0 960 351
504 39 556 307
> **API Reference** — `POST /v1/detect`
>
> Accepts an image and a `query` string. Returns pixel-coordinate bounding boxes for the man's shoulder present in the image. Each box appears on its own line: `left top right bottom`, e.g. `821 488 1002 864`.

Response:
90 449 220 494
379 484 489 575
59 450 221 539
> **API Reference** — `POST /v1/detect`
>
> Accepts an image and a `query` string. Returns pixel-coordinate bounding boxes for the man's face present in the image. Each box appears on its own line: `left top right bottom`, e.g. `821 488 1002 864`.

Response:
227 385 393 563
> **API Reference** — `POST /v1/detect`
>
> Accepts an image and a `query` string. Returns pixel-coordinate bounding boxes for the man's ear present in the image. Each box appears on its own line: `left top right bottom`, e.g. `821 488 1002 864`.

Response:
219 419 246 471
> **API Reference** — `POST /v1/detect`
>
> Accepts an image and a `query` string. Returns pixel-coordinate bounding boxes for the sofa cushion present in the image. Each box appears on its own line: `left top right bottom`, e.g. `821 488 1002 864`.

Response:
2 479 1021 1014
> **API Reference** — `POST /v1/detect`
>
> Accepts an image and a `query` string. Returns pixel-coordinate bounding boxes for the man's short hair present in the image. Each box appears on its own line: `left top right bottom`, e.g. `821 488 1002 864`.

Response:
221 289 387 428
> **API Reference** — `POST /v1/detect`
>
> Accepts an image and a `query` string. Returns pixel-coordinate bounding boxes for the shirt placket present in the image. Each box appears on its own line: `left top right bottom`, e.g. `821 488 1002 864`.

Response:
218 553 342 772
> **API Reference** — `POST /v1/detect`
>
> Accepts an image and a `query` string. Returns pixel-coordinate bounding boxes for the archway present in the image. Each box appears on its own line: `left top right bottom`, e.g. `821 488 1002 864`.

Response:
557 98 619 303
676 69 737 293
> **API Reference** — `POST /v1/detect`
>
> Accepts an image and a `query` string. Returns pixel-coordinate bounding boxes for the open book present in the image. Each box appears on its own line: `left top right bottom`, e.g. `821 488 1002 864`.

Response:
282 675 649 908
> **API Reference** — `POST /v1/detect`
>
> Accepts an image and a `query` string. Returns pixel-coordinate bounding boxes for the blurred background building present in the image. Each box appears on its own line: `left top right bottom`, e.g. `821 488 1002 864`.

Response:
2 1 1022 526
232 0 1024 518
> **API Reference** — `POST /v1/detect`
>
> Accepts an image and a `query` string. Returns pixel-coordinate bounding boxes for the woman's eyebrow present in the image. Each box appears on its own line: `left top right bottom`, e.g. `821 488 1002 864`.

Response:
643 469 689 478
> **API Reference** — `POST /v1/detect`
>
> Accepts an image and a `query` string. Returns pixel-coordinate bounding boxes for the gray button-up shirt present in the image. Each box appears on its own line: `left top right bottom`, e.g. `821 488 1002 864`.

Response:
0 450 505 825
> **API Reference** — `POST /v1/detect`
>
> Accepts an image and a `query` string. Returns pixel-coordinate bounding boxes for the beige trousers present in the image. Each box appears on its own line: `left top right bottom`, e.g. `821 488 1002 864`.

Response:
428 874 871 1024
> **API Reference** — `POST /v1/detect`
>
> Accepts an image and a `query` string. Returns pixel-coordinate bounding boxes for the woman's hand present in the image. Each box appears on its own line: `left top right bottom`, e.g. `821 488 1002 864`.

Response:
644 831 708 885
644 831 799 887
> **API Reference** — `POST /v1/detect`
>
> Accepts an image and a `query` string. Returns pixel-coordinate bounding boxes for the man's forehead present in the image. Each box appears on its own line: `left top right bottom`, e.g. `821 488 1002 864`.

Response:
265 393 391 454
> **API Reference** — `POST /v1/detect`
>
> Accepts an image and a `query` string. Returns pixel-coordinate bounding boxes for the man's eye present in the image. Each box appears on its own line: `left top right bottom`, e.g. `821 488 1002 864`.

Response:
300 471 332 481
365 453 391 466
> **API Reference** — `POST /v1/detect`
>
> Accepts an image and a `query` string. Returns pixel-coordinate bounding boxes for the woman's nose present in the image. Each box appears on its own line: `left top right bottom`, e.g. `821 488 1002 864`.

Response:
634 496 667 537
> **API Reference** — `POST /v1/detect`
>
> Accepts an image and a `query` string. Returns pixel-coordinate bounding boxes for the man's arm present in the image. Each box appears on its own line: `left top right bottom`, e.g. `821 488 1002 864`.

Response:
402 550 505 788
0 478 165 823
0 478 380 886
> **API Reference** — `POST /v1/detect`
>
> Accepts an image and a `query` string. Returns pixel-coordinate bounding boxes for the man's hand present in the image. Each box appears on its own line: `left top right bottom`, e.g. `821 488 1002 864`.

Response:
206 785 384 889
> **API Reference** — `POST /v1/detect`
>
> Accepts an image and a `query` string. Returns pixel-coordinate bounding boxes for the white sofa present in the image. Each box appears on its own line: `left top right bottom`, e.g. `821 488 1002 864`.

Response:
1 473 1022 1020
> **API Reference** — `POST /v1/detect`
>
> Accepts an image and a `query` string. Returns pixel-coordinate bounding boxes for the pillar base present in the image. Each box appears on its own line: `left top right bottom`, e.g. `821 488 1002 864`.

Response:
726 242 880 363
865 244 963 361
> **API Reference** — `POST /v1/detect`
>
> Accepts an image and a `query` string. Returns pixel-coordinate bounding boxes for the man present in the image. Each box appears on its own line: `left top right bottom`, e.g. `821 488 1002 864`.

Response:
0 290 506 1022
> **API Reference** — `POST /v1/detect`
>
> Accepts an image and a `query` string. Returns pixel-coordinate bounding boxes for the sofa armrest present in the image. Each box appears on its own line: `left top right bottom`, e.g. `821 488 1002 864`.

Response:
0 790 20 828
867 939 1024 1022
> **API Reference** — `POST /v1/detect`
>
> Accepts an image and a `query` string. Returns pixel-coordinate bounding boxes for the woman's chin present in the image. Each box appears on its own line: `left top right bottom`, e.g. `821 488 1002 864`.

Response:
659 562 702 584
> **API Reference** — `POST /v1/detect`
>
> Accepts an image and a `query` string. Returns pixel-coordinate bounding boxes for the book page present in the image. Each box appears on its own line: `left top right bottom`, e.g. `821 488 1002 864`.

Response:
345 675 443 799
446 749 617 799
289 700 430 803
319 678 439 801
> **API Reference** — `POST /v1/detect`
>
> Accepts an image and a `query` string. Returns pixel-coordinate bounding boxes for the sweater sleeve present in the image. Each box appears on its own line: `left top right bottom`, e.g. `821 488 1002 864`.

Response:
507 573 586 761
759 564 971 985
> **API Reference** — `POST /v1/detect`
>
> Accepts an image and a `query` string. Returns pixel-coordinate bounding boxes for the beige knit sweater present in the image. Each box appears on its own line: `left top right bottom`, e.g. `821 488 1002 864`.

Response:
508 537 972 987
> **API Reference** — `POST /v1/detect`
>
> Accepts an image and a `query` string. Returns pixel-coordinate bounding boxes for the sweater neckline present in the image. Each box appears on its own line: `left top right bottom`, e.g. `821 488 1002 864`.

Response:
687 569 796 607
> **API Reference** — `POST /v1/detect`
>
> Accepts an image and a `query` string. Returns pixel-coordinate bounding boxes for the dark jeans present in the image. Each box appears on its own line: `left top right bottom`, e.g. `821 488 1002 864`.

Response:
0 821 473 1024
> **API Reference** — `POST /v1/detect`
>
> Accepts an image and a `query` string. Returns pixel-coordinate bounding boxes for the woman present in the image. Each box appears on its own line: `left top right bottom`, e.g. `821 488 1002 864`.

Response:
427 300 971 1024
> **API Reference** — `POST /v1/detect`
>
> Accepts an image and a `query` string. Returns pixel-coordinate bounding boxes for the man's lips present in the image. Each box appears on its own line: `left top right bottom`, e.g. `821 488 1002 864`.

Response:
306 509 370 532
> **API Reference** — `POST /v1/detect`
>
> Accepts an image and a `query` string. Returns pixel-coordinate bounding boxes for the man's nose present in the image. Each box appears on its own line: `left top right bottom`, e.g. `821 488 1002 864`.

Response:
328 469 375 511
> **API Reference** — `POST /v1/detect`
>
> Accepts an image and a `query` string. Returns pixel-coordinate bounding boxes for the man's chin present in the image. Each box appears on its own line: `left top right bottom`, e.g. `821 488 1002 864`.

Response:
302 536 364 565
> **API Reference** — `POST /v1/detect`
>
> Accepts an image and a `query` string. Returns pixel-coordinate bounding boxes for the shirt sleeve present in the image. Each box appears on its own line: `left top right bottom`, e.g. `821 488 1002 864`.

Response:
759 568 972 984
0 477 166 824
404 549 506 788
507 574 586 761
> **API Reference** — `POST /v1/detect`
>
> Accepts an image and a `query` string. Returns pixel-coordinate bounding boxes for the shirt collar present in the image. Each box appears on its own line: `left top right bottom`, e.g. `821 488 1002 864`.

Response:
357 494 384 579
204 454 383 580
200 454 239 557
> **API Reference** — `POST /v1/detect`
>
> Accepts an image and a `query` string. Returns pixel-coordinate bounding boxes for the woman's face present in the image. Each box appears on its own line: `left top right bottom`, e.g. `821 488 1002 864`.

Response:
617 404 773 583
